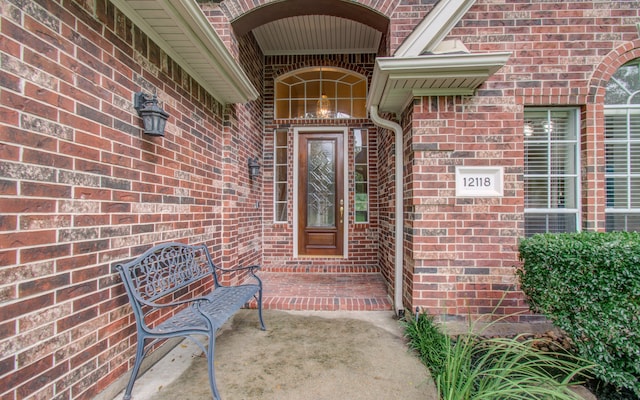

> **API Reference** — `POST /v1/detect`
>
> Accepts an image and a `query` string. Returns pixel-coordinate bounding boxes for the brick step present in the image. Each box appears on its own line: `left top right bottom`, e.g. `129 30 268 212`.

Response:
251 272 393 311
260 264 380 274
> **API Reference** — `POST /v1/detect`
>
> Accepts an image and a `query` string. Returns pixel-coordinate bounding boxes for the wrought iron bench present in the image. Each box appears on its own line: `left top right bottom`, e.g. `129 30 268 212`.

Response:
114 242 265 400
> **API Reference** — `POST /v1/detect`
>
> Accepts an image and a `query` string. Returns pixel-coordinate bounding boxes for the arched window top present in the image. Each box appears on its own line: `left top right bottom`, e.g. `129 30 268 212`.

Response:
605 58 640 105
275 67 367 119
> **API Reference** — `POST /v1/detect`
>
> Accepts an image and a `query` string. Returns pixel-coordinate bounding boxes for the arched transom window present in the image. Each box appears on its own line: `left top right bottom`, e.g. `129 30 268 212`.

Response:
275 67 367 119
605 57 640 231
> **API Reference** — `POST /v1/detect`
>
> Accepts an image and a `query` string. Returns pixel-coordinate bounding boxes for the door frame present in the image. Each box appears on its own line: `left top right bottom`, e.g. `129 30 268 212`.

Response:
293 127 349 258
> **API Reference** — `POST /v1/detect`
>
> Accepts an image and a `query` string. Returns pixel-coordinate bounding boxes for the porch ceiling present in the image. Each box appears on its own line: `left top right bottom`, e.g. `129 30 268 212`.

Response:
109 0 258 104
251 15 382 56
231 0 387 56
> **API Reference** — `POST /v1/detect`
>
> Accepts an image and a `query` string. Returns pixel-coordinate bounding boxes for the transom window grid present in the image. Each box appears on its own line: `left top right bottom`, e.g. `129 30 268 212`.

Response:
274 129 288 223
354 129 369 223
275 67 367 119
523 109 580 237
604 58 640 232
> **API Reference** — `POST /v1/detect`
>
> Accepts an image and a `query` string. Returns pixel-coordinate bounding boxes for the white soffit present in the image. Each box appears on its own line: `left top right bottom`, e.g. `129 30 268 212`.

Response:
253 15 382 55
367 52 512 114
109 0 258 104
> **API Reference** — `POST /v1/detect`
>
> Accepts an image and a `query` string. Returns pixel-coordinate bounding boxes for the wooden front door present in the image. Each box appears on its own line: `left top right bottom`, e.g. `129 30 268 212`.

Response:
298 132 344 256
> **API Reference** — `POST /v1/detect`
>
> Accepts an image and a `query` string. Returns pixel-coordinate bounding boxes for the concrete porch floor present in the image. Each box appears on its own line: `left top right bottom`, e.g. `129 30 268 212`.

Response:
257 271 394 311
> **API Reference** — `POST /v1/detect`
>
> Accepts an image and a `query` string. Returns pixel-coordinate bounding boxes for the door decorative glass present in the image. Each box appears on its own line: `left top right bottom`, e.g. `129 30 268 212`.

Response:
307 140 336 227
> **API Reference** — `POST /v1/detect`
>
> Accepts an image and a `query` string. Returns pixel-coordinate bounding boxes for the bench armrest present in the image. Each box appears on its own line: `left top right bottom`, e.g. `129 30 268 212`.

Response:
215 264 260 274
214 264 262 288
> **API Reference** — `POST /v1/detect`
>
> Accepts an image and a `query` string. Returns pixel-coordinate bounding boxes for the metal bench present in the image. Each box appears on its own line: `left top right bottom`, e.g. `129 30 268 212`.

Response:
114 242 265 400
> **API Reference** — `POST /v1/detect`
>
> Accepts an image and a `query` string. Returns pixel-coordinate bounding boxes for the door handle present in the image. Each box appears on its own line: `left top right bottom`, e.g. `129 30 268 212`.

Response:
339 199 344 223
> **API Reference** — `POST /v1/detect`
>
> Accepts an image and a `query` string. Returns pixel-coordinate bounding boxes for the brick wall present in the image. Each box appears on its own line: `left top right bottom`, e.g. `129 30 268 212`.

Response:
220 33 265 275
0 0 262 398
405 95 526 319
404 0 640 320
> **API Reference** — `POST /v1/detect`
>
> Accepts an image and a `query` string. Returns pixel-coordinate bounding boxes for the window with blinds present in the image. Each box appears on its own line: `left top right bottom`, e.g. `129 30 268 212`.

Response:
523 108 580 237
605 58 640 232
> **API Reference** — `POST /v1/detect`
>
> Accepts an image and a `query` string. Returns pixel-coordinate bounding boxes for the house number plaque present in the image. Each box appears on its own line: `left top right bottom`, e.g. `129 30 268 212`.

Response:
455 166 504 197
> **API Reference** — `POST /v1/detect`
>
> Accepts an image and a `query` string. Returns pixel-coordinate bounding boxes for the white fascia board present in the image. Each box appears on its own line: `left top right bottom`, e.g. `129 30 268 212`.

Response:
394 0 476 57
366 62 389 111
367 52 511 112
169 0 258 101
110 0 258 104
376 52 511 74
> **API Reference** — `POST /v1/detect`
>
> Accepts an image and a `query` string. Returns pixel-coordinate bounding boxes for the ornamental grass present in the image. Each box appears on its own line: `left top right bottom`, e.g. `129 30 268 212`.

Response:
403 311 594 400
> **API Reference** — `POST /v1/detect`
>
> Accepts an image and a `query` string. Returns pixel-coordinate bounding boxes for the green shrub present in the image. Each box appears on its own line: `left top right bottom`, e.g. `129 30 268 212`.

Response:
403 311 592 400
517 231 640 396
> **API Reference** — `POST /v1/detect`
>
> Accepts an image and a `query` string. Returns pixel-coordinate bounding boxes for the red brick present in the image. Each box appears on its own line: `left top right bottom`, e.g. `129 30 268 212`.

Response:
18 273 70 297
0 250 17 267
20 244 70 263
0 230 56 250
56 308 98 333
1 294 54 321
20 181 72 199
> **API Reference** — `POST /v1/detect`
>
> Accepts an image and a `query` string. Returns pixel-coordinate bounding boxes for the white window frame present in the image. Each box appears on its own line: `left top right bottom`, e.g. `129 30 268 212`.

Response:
274 67 367 120
523 108 581 236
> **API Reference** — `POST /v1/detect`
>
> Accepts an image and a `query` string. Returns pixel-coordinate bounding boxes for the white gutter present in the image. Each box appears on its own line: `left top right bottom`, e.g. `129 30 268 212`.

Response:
369 105 404 316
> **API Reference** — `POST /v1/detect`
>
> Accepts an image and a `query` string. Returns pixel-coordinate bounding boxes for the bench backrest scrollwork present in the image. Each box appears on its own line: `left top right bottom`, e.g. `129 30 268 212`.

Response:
114 243 220 314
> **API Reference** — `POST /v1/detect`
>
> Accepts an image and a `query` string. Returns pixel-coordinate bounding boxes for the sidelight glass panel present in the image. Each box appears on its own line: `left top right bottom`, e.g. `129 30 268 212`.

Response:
274 130 288 222
354 129 369 223
307 140 336 227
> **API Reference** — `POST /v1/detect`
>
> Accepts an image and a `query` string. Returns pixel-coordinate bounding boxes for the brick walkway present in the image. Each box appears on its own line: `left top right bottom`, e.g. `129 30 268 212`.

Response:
258 272 393 311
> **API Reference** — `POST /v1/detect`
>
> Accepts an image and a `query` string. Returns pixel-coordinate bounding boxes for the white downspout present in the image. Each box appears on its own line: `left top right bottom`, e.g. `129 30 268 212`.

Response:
369 105 404 316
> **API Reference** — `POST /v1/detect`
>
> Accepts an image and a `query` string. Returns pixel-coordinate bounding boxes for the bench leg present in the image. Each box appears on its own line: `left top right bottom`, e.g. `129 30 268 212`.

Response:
257 291 266 331
123 336 146 400
206 333 221 400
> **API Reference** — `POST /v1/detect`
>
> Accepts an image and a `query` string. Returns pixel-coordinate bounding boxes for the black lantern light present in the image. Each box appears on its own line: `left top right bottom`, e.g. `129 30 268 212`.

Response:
134 92 169 136
248 157 260 179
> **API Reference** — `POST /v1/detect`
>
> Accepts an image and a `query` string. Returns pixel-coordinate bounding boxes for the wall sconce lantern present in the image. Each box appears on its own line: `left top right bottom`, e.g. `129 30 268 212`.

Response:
248 157 260 179
134 92 169 136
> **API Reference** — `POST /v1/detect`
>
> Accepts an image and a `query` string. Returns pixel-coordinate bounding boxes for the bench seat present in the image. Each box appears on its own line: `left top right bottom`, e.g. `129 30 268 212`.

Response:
152 285 261 335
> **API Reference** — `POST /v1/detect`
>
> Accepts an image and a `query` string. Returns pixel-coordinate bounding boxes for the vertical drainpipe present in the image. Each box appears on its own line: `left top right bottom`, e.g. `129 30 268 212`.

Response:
369 105 404 316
